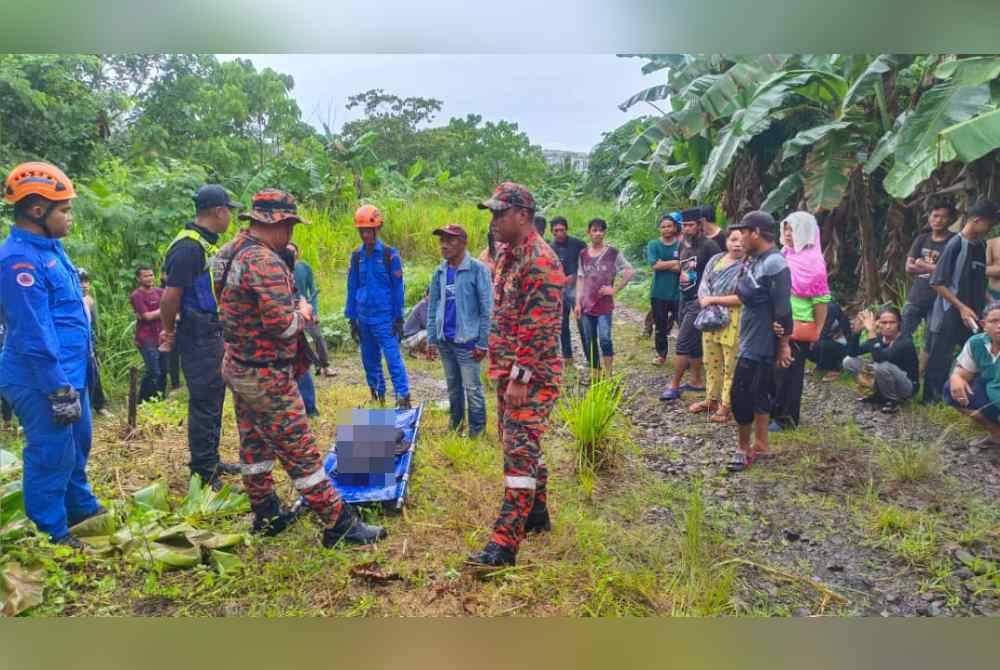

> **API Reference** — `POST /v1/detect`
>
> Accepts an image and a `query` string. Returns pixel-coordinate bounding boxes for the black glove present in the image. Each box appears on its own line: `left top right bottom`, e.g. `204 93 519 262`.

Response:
350 319 360 344
49 387 82 425
393 318 404 340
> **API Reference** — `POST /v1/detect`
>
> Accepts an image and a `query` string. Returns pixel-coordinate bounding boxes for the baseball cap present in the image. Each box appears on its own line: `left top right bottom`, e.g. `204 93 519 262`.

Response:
700 204 716 222
478 181 536 212
193 184 241 210
730 210 776 235
968 198 1000 222
680 207 702 222
432 224 468 240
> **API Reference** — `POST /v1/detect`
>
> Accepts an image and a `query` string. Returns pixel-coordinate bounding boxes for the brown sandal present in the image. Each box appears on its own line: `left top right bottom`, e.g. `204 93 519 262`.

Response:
709 406 731 423
688 400 718 414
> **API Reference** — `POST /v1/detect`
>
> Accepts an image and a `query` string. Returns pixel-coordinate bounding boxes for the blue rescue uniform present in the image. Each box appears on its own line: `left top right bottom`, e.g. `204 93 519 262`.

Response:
0 227 101 541
344 239 409 399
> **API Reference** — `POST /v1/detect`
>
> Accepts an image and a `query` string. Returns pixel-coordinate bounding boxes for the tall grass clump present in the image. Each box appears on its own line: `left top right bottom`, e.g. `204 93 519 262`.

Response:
558 376 625 474
668 478 734 615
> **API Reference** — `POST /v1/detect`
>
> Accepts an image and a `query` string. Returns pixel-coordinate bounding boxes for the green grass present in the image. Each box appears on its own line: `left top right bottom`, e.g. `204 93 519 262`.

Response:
558 376 626 474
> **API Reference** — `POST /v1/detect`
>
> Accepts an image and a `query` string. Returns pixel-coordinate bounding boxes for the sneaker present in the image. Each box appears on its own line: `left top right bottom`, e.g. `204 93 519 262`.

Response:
52 534 86 550
880 401 900 415
659 387 681 402
465 541 516 569
857 393 884 405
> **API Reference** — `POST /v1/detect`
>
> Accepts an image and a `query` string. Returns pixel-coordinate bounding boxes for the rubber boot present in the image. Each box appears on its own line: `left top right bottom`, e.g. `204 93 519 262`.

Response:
397 395 412 410
321 504 387 547
465 541 516 568
524 506 551 534
250 494 300 537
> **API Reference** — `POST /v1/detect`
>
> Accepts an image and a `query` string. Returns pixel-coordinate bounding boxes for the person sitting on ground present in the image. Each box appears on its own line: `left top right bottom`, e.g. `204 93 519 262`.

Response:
843 306 919 414
402 287 433 359
808 299 853 382
689 227 745 423
770 212 830 432
574 218 635 380
945 301 1000 447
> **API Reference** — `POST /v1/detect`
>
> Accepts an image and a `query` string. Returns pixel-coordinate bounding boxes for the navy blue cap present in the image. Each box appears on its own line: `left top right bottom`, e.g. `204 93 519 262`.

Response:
193 184 241 210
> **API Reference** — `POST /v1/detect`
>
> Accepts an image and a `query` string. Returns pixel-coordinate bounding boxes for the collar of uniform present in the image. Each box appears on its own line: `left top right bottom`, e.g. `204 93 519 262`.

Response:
362 238 385 255
10 226 59 250
186 221 220 245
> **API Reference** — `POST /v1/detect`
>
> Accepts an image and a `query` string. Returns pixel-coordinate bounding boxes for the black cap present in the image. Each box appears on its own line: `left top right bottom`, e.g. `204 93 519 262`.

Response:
730 210 776 235
193 184 241 210
680 207 702 222
700 204 716 222
968 198 1000 222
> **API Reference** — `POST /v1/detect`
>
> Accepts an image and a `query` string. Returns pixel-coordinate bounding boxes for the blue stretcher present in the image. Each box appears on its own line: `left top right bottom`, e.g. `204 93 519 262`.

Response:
312 405 423 511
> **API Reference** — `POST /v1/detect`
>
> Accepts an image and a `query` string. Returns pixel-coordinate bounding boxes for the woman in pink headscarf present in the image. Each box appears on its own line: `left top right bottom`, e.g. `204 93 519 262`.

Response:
770 211 831 431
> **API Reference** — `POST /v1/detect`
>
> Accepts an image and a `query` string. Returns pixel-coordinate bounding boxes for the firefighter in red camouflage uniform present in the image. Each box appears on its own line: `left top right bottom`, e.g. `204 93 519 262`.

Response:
467 182 565 568
215 188 385 547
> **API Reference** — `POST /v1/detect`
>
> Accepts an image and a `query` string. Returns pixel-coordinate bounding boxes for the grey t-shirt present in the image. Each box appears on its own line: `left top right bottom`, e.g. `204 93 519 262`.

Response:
736 248 793 362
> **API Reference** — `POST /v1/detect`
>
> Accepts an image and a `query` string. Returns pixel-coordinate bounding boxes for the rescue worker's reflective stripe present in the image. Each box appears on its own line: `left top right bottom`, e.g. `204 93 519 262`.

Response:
240 460 274 476
504 475 536 490
293 468 328 491
167 228 220 299
279 312 302 339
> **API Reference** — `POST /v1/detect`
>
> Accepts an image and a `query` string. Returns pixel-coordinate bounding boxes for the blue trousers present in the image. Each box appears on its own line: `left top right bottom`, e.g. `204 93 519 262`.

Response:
358 320 410 399
1 384 100 541
138 345 164 403
296 370 318 416
581 312 614 369
438 340 486 436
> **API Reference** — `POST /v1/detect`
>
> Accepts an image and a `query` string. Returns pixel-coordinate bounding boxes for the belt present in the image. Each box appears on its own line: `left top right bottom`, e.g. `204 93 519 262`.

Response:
230 356 294 369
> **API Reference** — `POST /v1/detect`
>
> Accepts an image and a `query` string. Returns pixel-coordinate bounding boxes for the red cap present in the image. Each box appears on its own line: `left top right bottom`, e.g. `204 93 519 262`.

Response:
432 224 468 240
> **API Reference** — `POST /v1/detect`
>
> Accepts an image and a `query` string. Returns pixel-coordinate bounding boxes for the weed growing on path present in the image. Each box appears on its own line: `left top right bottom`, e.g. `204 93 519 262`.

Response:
558 376 625 474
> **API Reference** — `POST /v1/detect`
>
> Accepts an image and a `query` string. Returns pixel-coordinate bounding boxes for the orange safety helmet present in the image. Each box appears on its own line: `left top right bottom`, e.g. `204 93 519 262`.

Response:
3 161 77 205
354 204 384 228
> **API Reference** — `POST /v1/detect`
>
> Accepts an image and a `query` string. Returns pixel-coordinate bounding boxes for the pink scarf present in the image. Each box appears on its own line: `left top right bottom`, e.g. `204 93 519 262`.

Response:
781 211 830 298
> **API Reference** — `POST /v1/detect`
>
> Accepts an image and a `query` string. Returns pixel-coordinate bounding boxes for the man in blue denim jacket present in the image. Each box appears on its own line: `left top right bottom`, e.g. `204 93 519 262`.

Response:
426 224 493 437
0 162 104 548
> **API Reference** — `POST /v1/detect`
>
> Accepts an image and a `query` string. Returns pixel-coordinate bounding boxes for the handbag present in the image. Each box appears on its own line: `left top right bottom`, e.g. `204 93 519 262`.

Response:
694 304 730 332
791 320 820 343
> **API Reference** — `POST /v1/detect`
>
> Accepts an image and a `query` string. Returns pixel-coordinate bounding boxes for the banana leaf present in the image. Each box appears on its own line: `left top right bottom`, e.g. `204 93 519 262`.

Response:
761 173 804 214
940 108 1000 163
842 54 899 111
781 122 853 163
132 481 169 512
70 512 116 538
0 561 44 616
0 482 28 543
803 131 858 212
209 549 243 576
139 543 201 570
177 476 248 521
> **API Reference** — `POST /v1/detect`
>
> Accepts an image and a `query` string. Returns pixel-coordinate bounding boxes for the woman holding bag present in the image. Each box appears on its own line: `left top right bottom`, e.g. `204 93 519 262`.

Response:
688 228 746 422
770 212 830 431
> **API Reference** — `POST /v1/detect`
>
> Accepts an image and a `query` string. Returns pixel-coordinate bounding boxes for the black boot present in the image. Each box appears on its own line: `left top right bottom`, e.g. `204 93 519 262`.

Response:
322 505 387 547
465 541 516 568
524 506 551 534
52 534 85 550
251 494 300 537
397 395 412 410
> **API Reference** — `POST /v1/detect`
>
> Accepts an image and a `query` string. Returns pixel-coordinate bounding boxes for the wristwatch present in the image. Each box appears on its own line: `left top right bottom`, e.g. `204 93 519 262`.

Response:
510 364 532 384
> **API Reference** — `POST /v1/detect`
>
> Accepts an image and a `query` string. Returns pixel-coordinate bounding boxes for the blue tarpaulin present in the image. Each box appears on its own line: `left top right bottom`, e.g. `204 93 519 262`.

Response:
318 405 423 509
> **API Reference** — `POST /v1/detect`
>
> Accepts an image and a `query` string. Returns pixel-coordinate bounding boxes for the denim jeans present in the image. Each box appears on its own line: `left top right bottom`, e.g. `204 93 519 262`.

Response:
560 286 584 359
138 345 163 403
438 340 486 436
580 312 614 369
296 370 318 416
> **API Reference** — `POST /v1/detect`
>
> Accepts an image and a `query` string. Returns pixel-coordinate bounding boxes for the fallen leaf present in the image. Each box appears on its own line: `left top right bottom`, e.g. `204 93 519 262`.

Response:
1 562 45 616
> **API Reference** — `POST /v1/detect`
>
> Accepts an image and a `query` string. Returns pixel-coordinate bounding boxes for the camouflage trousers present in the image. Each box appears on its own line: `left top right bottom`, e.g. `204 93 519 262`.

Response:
490 379 559 551
222 357 343 526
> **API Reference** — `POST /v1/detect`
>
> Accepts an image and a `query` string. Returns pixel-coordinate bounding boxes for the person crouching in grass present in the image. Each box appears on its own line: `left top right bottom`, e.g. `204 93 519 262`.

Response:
945 301 1000 448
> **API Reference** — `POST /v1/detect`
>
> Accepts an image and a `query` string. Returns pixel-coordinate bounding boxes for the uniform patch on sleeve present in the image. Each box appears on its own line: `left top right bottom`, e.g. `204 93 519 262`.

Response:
15 272 35 287
10 262 34 271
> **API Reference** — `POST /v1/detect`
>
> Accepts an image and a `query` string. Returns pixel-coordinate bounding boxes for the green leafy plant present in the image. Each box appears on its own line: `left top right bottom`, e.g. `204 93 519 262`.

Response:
558 376 625 473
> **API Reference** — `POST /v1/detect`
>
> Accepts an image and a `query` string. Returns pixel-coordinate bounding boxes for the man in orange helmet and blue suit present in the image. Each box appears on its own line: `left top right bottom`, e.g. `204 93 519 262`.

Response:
0 162 104 548
345 205 411 408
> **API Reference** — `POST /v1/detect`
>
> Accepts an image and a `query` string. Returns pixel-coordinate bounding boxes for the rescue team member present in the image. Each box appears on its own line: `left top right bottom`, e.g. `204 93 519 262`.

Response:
345 205 412 409
467 182 565 569
216 189 385 546
160 185 241 488
0 162 104 547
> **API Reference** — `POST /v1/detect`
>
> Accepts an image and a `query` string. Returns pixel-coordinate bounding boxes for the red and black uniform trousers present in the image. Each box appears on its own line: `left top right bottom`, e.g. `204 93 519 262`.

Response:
490 378 559 552
222 355 344 525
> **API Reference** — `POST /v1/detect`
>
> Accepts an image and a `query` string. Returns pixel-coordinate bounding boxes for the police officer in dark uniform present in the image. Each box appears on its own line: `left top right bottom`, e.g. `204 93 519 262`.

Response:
159 185 241 487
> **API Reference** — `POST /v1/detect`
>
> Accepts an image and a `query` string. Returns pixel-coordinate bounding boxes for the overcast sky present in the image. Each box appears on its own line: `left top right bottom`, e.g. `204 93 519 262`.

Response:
225 54 655 153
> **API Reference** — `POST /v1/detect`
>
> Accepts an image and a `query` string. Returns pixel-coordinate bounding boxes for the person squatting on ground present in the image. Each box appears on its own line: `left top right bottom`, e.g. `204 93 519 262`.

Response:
426 224 493 438
467 182 565 569
345 204 412 409
808 300 852 382
550 217 587 367
574 218 634 380
216 189 385 547
130 265 165 403
660 208 721 401
728 211 793 472
160 184 242 487
0 161 105 548
287 242 333 378
647 212 681 366
770 212 831 432
689 227 745 423
922 199 998 404
843 306 919 413
902 200 955 350
78 268 110 417
945 301 1000 448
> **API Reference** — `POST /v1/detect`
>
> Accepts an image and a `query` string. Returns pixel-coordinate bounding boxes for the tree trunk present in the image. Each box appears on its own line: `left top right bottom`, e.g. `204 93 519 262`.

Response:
879 201 909 305
850 169 882 306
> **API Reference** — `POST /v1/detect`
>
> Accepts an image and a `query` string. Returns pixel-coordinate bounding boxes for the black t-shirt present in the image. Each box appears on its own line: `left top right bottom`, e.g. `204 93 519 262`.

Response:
678 235 721 300
929 233 987 317
709 229 727 252
551 236 588 281
848 333 920 385
906 231 954 308
820 302 852 341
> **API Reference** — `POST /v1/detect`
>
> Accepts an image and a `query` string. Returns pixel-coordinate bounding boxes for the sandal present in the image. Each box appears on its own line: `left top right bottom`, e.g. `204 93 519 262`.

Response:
709 406 731 423
688 400 718 414
726 450 755 472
